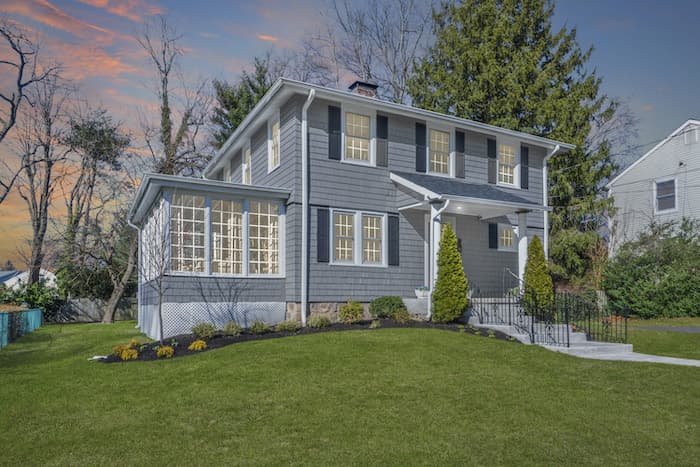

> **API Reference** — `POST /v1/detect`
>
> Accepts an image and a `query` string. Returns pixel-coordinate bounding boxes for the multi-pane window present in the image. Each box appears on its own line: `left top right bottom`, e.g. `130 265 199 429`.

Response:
655 179 676 212
334 212 355 262
170 193 206 273
243 147 251 184
430 129 450 174
362 214 383 264
211 199 243 274
499 225 514 250
498 143 516 185
248 201 279 274
269 119 280 170
345 112 370 161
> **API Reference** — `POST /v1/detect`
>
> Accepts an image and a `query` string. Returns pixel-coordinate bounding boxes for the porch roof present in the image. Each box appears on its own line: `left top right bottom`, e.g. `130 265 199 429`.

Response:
391 171 548 219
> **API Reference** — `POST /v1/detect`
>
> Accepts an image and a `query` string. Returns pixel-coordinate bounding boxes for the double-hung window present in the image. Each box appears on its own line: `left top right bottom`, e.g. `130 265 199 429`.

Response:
248 201 280 274
333 210 385 265
655 179 676 213
344 112 371 162
498 224 515 251
211 199 243 274
268 114 280 172
498 143 516 185
429 129 450 175
242 146 252 185
170 193 206 273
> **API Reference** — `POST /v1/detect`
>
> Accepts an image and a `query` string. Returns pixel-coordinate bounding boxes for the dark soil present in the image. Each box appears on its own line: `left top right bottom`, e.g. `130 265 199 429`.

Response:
102 319 517 363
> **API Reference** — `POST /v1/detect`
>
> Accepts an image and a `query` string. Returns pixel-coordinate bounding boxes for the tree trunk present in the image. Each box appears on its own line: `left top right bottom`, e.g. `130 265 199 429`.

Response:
27 236 44 285
102 236 137 323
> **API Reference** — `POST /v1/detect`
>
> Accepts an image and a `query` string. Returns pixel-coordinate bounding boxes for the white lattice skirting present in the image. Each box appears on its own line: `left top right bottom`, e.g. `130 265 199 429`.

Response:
139 302 286 340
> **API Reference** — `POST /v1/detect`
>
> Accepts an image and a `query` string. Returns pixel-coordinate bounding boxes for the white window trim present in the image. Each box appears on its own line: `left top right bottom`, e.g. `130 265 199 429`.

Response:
653 176 678 215
496 137 520 189
497 223 517 252
267 109 281 174
329 208 388 268
427 125 455 178
163 191 285 278
341 104 376 167
242 143 252 185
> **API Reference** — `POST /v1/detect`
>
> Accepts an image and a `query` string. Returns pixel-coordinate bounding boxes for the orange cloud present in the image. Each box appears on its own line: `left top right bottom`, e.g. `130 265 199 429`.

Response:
46 42 142 81
256 33 279 43
76 0 163 22
642 105 654 113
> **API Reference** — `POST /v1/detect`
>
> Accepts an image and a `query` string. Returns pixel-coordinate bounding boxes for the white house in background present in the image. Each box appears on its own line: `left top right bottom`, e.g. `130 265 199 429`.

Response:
607 119 700 254
1 269 58 290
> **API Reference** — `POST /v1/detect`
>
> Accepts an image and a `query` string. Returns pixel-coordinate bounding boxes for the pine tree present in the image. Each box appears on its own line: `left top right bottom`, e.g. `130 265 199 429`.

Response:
523 236 554 312
408 0 617 235
432 224 468 323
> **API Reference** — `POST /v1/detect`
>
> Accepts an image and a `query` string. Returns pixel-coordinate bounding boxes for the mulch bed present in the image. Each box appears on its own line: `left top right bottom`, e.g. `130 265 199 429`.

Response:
101 319 517 363
0 304 28 312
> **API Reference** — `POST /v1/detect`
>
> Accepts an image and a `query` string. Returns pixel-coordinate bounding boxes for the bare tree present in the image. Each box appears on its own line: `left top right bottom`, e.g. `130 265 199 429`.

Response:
0 17 59 204
137 16 211 176
588 98 639 171
14 74 73 285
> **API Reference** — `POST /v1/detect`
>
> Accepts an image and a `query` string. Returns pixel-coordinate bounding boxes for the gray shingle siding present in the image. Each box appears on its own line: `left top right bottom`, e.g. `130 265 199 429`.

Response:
149 276 286 303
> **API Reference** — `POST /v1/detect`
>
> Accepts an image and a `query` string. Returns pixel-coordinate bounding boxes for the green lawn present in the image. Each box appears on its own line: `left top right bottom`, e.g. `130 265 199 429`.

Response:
628 317 700 360
1 322 699 466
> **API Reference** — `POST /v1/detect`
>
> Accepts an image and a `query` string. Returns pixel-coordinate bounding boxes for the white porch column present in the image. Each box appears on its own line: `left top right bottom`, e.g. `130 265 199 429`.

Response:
517 211 529 291
430 203 442 290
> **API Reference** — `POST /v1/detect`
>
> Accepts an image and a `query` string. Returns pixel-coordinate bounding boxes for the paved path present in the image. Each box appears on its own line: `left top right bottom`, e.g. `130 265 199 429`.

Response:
632 326 700 334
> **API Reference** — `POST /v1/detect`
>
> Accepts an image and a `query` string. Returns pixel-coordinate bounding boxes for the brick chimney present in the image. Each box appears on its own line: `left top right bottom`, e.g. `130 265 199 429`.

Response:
348 80 379 98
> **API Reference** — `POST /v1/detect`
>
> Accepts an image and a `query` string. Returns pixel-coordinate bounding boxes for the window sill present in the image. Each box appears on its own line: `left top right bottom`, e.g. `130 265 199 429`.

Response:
427 171 453 179
267 163 280 174
340 158 376 168
165 272 285 279
328 261 387 268
654 208 678 215
497 182 519 190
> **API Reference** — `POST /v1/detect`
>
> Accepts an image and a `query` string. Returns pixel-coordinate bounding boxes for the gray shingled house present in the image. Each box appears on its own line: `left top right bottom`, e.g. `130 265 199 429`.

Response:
128 79 574 339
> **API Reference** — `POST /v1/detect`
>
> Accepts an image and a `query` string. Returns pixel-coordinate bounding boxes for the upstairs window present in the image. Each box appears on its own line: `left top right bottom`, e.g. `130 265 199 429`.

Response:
429 129 450 175
655 179 676 213
242 146 251 185
268 115 280 172
498 143 516 185
170 193 206 273
345 112 370 162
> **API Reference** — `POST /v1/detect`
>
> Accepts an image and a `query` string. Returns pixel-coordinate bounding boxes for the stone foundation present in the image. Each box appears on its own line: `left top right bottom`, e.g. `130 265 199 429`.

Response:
286 302 373 322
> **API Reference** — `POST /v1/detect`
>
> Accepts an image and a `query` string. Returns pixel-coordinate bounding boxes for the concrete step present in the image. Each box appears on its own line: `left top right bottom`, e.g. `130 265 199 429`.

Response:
545 341 634 356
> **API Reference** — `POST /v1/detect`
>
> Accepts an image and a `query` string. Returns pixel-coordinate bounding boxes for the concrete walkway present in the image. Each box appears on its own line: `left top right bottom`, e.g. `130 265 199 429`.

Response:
632 325 700 334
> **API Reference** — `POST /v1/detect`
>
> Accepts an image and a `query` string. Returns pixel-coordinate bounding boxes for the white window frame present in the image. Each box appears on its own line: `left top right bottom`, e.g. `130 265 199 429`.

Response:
330 208 387 267
497 137 520 188
653 177 678 215
267 109 281 173
210 198 244 275
427 126 454 178
497 223 517 252
247 200 282 276
242 143 252 185
168 192 208 275
341 104 376 166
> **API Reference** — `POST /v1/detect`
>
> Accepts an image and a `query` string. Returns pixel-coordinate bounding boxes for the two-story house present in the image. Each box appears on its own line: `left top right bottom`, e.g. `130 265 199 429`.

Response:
128 79 573 339
608 119 700 254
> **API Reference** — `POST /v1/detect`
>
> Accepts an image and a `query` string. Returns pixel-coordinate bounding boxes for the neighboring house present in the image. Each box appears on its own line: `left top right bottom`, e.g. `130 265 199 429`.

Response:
0 269 57 290
128 79 574 339
0 270 21 287
607 119 700 254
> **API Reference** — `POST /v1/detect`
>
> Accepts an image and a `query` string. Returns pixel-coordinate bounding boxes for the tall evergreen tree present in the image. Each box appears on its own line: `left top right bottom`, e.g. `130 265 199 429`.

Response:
210 57 273 149
408 0 617 235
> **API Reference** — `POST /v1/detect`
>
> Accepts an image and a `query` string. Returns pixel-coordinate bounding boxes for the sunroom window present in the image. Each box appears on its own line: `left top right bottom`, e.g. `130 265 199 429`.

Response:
170 193 206 273
248 201 279 274
498 143 516 185
345 112 370 161
211 199 243 274
429 129 450 174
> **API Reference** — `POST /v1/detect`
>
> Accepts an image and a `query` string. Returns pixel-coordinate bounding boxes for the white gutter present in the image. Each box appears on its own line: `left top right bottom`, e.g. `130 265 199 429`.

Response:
427 197 450 321
300 89 315 327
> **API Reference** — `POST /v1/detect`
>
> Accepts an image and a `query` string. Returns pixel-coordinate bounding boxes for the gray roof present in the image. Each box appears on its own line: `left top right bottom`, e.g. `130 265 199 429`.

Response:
0 270 20 284
391 171 541 207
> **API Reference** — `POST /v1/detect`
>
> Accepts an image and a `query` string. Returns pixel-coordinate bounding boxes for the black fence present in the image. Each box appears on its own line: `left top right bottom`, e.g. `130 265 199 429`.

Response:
469 287 627 347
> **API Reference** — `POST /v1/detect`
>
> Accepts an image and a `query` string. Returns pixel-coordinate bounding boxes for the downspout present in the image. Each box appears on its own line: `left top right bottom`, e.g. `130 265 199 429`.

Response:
543 144 559 259
127 219 141 329
427 197 450 321
300 89 316 327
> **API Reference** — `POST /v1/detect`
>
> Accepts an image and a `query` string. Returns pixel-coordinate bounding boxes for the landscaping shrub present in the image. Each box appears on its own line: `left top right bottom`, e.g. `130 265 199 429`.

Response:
120 348 138 361
191 323 216 340
392 308 412 324
223 321 243 337
338 300 363 323
432 224 468 323
249 320 271 335
369 319 381 329
276 320 301 332
308 316 331 328
369 296 406 318
603 219 700 318
0 280 64 322
156 345 175 358
188 339 207 351
523 236 554 313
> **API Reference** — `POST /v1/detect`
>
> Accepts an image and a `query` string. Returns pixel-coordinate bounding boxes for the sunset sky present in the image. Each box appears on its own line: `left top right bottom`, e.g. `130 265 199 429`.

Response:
0 0 698 266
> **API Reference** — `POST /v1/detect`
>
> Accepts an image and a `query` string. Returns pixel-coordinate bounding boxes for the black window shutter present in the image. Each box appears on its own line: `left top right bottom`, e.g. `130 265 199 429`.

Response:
388 215 400 266
487 138 497 184
328 106 341 160
376 115 389 167
488 223 498 249
455 131 465 179
415 122 427 173
520 145 529 189
317 208 330 262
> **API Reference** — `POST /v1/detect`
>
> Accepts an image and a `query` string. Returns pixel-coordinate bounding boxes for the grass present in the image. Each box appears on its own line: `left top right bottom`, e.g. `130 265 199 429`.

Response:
628 317 700 360
0 322 699 466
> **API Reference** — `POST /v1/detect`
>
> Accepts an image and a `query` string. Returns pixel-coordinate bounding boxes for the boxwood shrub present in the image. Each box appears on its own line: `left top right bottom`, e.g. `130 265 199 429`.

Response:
369 296 405 318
